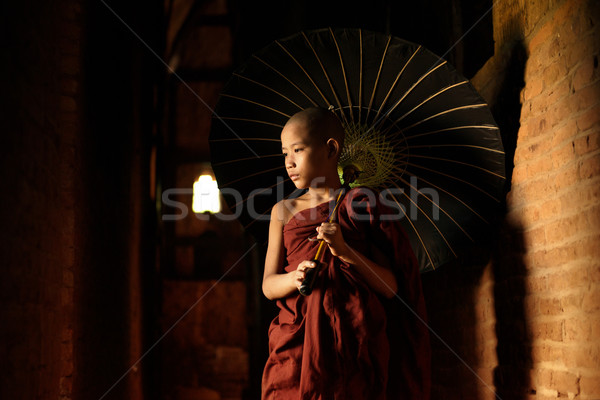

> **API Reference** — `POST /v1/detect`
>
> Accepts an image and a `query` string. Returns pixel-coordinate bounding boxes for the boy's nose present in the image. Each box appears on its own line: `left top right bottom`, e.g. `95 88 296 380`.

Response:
285 157 295 168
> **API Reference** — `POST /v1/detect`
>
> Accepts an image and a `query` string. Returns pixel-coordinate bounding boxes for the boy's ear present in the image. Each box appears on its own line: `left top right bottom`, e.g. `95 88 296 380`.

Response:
326 138 340 159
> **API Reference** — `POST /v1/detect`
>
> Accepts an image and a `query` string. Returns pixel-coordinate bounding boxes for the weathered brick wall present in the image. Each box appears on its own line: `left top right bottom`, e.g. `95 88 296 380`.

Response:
1 1 158 399
0 1 83 398
510 0 600 397
423 0 600 398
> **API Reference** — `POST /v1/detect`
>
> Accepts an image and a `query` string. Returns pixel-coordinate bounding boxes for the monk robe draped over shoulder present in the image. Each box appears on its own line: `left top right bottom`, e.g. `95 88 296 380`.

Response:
262 187 431 400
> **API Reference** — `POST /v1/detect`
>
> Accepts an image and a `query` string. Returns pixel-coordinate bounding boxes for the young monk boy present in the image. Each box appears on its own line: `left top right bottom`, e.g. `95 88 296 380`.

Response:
261 107 431 399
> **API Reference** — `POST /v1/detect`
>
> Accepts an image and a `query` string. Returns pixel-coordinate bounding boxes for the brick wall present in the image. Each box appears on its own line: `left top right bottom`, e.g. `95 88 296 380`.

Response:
0 1 159 399
423 0 600 398
0 1 83 398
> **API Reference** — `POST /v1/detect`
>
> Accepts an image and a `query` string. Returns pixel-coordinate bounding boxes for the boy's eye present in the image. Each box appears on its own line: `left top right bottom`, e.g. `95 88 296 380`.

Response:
294 148 303 153
282 152 287 157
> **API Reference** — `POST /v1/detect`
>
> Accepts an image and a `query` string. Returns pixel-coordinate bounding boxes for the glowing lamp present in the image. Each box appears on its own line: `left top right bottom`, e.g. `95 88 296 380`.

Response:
192 175 221 214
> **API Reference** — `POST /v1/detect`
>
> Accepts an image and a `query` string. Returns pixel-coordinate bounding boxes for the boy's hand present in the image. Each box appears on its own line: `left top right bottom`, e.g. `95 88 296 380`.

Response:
316 222 349 259
293 260 318 290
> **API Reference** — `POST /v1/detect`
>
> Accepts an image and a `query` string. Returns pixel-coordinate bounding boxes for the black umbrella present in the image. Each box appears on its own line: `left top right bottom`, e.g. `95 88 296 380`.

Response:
209 27 505 273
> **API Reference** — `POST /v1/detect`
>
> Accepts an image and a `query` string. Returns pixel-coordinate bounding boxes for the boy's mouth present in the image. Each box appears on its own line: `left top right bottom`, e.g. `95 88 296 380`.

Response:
289 174 299 181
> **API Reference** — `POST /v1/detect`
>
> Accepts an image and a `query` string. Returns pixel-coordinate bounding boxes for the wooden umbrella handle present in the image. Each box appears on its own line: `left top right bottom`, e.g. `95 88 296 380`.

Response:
298 188 346 296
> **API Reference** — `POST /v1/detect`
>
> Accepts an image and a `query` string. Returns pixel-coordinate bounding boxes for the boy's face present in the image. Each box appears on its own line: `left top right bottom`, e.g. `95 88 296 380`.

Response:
281 120 330 189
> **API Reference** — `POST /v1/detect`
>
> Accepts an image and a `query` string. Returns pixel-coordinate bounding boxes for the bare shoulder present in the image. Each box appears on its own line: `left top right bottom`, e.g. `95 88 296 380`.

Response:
272 193 312 225
270 199 292 225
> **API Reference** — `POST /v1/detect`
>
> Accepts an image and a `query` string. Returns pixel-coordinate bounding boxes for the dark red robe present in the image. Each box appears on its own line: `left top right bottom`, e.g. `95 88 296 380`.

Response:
262 187 431 399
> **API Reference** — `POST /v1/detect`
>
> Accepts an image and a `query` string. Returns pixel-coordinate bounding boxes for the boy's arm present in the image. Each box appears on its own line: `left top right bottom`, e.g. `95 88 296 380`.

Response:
317 222 398 298
262 202 315 300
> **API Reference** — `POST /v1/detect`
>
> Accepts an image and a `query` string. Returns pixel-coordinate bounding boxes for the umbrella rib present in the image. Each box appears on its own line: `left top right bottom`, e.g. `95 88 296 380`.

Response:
409 154 506 180
276 39 333 109
253 55 319 107
212 153 283 167
405 161 502 202
391 172 476 241
220 165 285 187
220 93 292 119
365 35 392 122
375 59 447 132
406 143 505 154
329 27 354 124
302 31 347 125
385 187 437 269
401 104 488 132
213 117 284 130
392 181 463 253
358 29 363 122
232 72 305 111
393 81 469 124
209 137 280 143
373 46 422 124
402 169 490 224
400 124 500 141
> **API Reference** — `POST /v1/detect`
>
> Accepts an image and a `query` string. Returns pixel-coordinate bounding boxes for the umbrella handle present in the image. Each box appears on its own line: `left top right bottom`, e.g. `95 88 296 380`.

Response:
298 187 346 296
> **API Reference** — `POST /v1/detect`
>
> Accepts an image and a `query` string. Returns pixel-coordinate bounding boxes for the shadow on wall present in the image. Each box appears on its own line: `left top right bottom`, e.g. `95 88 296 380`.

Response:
421 250 499 400
421 40 529 399
490 40 532 399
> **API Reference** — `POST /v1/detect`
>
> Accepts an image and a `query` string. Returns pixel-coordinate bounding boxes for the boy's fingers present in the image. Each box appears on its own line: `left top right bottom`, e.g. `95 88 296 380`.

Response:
299 260 317 270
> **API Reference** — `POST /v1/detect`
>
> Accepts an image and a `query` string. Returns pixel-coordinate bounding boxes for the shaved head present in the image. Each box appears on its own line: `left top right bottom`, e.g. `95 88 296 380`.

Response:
286 107 345 149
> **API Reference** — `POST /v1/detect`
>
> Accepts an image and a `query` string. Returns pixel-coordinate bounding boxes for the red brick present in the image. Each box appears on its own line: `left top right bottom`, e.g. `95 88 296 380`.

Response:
519 203 540 226
523 77 544 101
522 177 554 203
58 96 76 113
545 99 573 129
531 343 562 364
547 267 590 291
529 17 554 51
532 319 564 342
590 316 600 340
551 119 578 147
566 30 596 68
59 376 72 395
580 374 600 396
545 213 589 245
531 368 553 388
590 263 600 282
569 179 600 209
510 164 526 187
59 78 78 96
58 55 80 75
572 56 598 92
579 154 600 179
524 225 547 248
564 317 592 342
572 84 600 113
576 103 600 132
520 115 551 142
551 141 577 169
551 369 580 394
537 197 562 221
582 287 600 313
574 129 600 155
553 164 580 192
541 60 570 92
539 297 563 316
524 294 540 317
526 273 549 292
561 291 584 312
576 235 600 259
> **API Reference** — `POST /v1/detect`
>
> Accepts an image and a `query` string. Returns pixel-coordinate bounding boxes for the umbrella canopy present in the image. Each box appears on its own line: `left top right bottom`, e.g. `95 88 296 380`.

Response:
209 27 506 273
